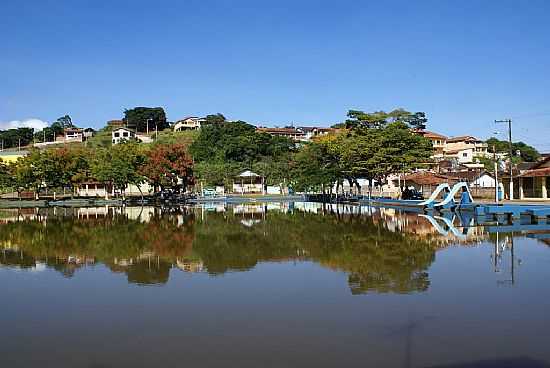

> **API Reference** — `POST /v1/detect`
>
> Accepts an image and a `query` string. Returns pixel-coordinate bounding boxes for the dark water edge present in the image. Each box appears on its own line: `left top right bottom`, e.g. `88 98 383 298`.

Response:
1 203 550 368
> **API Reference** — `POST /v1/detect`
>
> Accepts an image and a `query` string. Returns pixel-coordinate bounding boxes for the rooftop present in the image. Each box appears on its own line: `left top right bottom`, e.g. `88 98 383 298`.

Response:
447 135 482 143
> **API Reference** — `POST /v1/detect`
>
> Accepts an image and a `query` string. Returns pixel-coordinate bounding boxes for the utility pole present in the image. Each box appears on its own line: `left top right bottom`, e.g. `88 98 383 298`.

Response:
495 119 514 200
493 145 499 203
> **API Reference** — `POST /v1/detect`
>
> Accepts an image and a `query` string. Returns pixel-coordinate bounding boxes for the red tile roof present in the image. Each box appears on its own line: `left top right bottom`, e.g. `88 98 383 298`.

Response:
520 167 550 177
447 135 480 143
413 129 447 139
404 172 455 186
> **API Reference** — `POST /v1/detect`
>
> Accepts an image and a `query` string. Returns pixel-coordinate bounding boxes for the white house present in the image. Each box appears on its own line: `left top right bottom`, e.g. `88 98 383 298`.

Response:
173 117 206 131
112 127 136 145
444 136 489 163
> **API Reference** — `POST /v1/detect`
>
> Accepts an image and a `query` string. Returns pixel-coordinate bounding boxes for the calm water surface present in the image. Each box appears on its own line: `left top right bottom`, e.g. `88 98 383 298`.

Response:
1 203 550 368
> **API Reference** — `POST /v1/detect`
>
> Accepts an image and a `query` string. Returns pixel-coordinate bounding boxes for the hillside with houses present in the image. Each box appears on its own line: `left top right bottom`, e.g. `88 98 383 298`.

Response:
0 107 547 202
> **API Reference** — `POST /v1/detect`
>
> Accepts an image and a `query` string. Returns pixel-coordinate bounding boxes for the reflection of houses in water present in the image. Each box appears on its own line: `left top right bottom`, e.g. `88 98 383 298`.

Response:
233 204 266 227
77 206 157 223
0 208 42 224
176 258 204 273
0 246 96 277
364 207 487 245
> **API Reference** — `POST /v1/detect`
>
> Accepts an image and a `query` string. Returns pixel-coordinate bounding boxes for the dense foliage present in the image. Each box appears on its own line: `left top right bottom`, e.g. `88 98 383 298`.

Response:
0 142 194 197
0 127 34 149
124 107 169 132
486 137 540 162
190 120 295 186
292 109 433 193
2 108 437 195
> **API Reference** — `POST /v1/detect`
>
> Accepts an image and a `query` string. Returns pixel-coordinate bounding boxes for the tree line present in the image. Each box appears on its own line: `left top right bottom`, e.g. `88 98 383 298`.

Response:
10 107 526 196
0 142 193 197
0 108 435 196
189 109 433 194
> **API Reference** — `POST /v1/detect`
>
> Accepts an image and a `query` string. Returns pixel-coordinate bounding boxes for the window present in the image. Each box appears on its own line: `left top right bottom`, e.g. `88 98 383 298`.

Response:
463 153 468 157
112 139 116 144
123 132 128 137
114 132 120 137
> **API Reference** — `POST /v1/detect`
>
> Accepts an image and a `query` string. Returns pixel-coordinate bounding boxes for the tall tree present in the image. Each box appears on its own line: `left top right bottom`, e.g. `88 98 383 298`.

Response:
123 107 168 133
91 142 146 196
55 115 74 129
204 113 226 125
141 144 194 193
486 137 540 162
291 143 340 193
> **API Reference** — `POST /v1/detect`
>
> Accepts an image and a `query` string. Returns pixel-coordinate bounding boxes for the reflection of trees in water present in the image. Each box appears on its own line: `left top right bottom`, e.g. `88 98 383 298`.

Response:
0 207 436 293
192 210 435 294
0 209 196 285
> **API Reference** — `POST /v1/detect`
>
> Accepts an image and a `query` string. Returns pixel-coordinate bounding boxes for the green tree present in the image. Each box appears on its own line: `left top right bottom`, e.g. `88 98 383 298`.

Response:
486 137 540 162
54 115 74 128
0 127 34 149
91 142 146 197
291 142 340 193
204 113 226 125
0 160 14 192
123 107 168 133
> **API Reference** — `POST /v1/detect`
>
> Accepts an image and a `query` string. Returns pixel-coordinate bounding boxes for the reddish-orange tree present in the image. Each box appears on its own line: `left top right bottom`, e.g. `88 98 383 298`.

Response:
141 144 194 193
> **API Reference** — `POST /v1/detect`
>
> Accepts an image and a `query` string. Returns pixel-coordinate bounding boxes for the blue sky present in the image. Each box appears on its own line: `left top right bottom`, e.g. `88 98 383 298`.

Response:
1 0 549 151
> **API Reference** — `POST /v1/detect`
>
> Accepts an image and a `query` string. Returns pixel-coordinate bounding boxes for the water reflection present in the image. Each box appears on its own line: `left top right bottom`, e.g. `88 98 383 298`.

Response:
0 203 548 292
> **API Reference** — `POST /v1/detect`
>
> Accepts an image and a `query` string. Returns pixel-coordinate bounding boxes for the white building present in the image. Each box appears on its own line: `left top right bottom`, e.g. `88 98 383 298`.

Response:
444 136 489 163
112 127 136 145
232 170 264 194
173 117 206 131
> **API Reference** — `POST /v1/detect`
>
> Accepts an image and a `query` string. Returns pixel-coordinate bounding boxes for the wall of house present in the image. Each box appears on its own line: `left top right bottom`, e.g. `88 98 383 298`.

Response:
472 174 496 188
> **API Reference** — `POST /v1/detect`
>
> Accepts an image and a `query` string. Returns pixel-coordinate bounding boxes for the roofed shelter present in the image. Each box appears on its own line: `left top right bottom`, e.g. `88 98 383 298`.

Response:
233 170 264 194
518 156 550 200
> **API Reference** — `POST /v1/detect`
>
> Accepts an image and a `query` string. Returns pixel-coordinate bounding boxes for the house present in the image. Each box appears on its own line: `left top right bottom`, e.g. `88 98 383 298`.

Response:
83 128 95 139
112 127 136 144
232 170 264 194
63 128 84 142
299 127 337 141
444 136 489 163
445 170 495 188
173 117 206 131
413 130 448 160
76 181 152 198
516 156 550 200
256 127 306 141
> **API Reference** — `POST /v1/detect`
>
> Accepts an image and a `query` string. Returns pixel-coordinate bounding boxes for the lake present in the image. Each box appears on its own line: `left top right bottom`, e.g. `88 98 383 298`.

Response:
1 203 550 368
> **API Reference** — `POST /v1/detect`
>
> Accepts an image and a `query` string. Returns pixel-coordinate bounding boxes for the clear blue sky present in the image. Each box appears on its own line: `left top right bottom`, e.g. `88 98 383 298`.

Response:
1 0 549 151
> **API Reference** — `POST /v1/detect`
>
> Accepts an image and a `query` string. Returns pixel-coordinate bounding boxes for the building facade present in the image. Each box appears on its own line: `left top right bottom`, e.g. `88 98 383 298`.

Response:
173 117 206 131
112 127 136 144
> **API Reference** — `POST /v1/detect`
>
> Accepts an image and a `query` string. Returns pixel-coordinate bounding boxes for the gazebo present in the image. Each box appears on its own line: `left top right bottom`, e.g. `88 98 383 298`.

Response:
233 170 264 194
